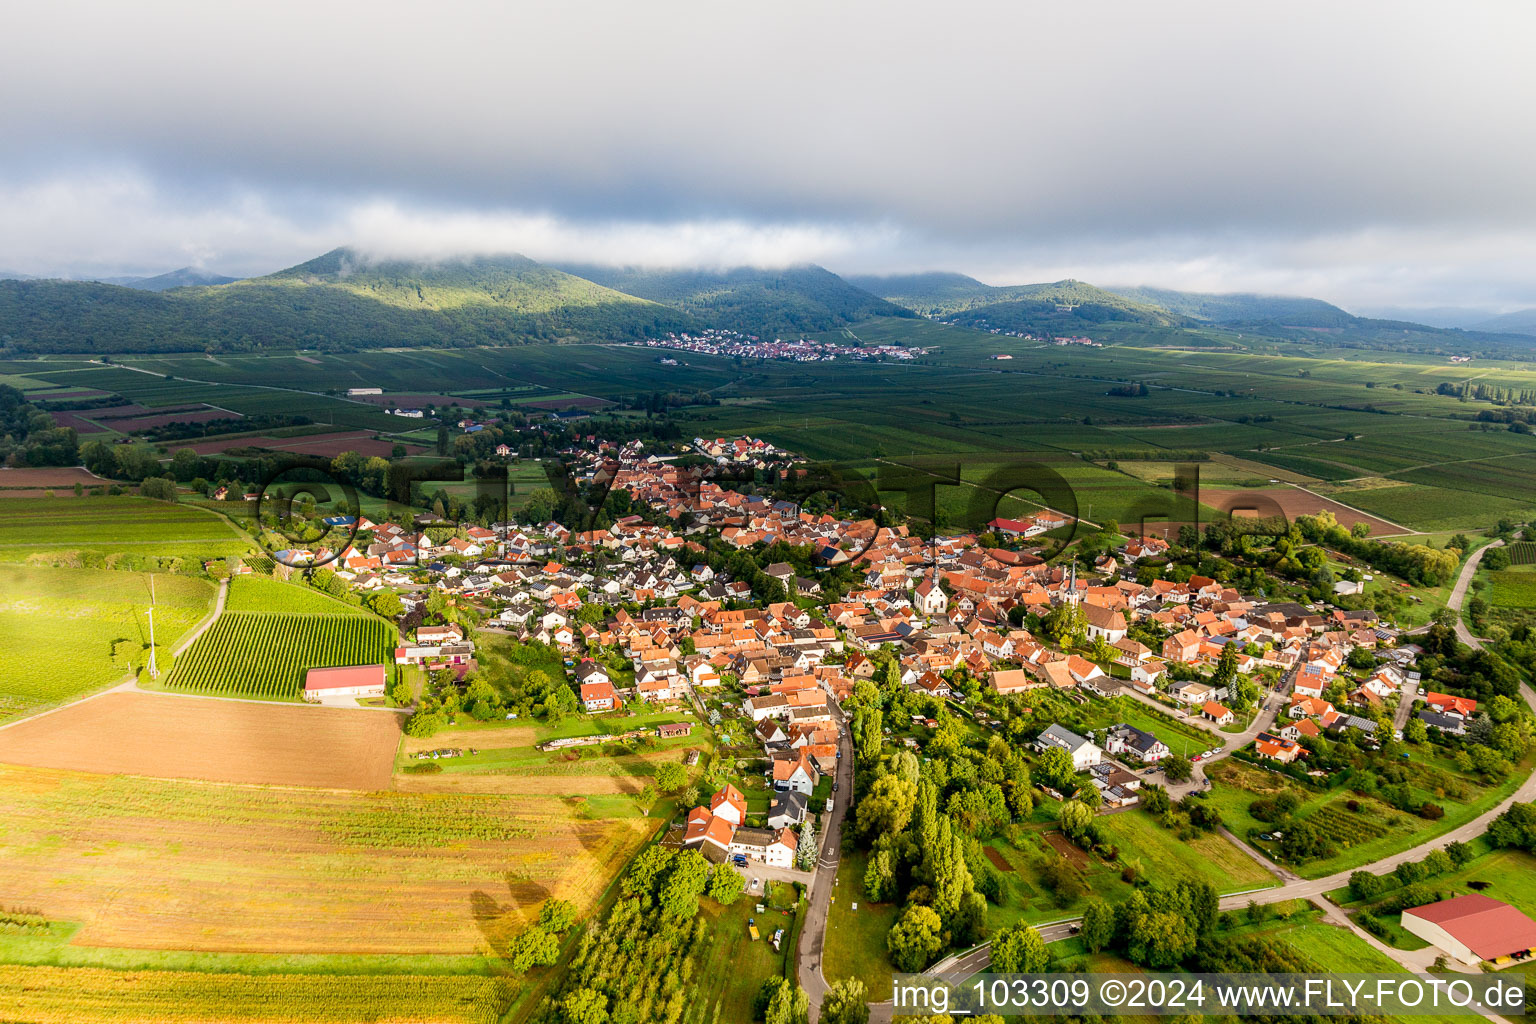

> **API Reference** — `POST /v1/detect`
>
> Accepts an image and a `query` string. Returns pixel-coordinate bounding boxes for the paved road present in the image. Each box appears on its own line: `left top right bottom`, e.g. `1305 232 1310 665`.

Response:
1449 540 1502 650
798 702 854 1022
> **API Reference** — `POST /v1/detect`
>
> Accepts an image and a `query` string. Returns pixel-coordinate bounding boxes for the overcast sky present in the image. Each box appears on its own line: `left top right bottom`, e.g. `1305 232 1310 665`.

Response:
3 0 1534 312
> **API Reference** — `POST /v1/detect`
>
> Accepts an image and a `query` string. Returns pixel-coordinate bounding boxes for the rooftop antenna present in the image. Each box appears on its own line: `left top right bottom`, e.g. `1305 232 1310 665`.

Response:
147 574 159 680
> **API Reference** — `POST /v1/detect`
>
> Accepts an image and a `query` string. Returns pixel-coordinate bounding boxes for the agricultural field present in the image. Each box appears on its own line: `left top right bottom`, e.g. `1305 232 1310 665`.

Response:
981 811 1276 933
0 466 115 492
168 611 395 700
0 691 401 789
0 966 514 1024
0 565 215 721
1488 567 1536 608
1204 754 1530 878
225 574 370 616
0 495 249 564
394 711 708 799
1328 482 1536 532
9 311 1536 529
0 763 658 955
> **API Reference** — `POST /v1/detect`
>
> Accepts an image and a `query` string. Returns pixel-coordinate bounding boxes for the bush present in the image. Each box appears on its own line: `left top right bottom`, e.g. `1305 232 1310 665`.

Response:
1420 802 1445 820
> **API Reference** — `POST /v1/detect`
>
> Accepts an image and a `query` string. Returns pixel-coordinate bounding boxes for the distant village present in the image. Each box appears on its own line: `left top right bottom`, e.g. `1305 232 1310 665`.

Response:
638 328 930 363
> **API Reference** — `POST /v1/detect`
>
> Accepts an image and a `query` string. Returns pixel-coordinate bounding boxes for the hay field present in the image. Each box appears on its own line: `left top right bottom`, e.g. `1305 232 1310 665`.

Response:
0 764 655 955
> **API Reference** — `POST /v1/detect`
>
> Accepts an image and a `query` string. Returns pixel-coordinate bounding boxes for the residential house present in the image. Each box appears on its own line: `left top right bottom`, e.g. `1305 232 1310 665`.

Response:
1104 723 1170 764
1035 724 1102 771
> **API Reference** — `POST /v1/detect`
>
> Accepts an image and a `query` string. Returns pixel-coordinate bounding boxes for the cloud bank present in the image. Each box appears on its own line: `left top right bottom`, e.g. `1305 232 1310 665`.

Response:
2 0 1534 311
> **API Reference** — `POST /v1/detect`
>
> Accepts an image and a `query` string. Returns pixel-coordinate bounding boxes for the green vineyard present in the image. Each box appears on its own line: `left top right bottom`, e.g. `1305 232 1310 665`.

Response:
1505 541 1536 566
169 612 395 700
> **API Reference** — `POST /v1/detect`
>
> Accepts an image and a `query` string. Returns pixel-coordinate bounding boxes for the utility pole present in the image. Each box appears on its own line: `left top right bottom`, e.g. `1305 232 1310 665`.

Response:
147 575 159 680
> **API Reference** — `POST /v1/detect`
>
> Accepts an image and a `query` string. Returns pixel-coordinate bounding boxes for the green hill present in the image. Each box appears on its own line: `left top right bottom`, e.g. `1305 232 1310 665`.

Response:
856 275 1192 329
843 272 993 315
1107 286 1355 326
553 263 912 335
0 249 691 354
1471 308 1536 338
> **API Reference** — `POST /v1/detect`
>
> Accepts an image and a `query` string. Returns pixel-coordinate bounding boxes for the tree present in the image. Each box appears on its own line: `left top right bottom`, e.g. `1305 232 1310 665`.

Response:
654 761 687 793
1034 746 1077 791
709 864 745 905
764 980 809 1024
545 684 578 722
990 922 1049 973
659 849 710 918
864 847 898 902
404 709 445 738
138 476 178 501
797 816 817 870
1125 910 1197 968
509 925 561 971
1162 754 1193 783
858 774 917 840
561 987 609 1024
1404 717 1428 744
1058 799 1095 839
820 978 870 1024
1080 897 1114 953
887 904 945 972
1488 802 1536 852
931 817 976 925
368 590 403 617
538 898 577 933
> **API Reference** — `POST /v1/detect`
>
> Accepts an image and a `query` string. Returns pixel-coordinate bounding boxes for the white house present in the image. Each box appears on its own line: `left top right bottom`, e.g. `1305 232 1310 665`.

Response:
1035 724 1102 771
728 827 798 868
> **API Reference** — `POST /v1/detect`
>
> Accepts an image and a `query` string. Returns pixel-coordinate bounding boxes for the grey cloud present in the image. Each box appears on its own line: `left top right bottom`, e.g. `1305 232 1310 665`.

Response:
1 0 1534 308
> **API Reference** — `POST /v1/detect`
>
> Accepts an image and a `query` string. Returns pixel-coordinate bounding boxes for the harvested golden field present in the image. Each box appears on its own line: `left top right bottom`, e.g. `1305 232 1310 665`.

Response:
0 691 401 789
0 965 511 1024
0 765 656 954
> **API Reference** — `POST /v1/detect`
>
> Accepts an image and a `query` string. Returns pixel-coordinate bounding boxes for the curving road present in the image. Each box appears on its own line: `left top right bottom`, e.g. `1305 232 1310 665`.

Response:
1448 540 1502 650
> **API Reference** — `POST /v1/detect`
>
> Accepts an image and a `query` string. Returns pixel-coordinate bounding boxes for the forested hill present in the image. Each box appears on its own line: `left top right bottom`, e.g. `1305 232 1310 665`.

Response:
1106 286 1355 327
854 274 1194 330
0 249 694 354
552 263 913 335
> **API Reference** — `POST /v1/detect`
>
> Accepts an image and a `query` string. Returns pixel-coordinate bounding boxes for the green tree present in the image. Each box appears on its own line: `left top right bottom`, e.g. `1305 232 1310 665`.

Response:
561 987 609 1024
1125 910 1197 968
858 774 917 840
709 864 745 906
654 761 687 793
659 849 710 918
1058 799 1095 839
887 904 945 972
764 980 809 1024
990 922 1049 973
821 978 869 1024
1034 746 1077 791
1162 754 1193 783
1080 897 1114 953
